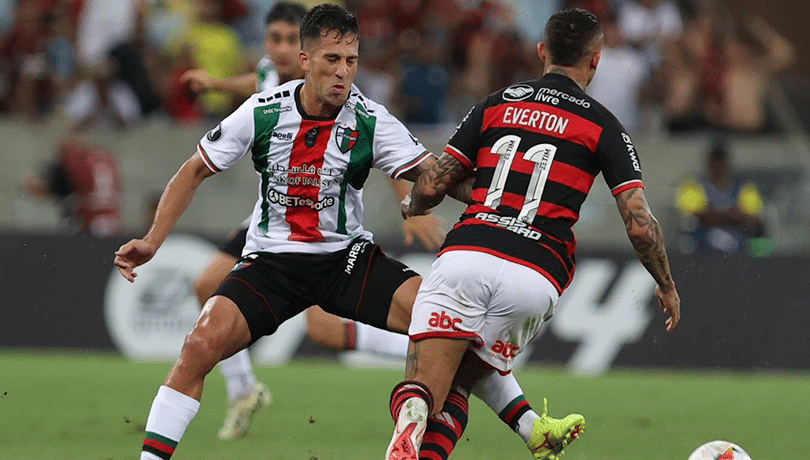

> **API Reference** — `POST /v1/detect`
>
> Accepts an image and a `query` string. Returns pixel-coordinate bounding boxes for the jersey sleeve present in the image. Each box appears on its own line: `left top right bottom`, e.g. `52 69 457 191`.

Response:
596 118 644 195
368 104 432 179
444 102 486 169
197 98 255 173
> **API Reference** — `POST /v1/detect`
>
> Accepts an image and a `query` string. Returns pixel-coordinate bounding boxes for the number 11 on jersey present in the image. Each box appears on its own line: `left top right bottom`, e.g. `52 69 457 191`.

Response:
484 134 557 223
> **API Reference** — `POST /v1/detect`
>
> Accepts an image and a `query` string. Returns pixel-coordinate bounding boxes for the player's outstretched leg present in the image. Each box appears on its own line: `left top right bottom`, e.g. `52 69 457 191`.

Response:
140 296 252 460
526 398 585 460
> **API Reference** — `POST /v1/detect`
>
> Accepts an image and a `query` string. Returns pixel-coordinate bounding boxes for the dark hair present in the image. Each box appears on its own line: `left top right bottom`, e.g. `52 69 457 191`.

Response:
265 1 307 27
544 8 602 67
300 3 359 49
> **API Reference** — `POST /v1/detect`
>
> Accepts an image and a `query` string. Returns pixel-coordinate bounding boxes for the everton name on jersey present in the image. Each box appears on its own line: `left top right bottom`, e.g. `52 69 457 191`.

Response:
441 73 644 293
198 80 431 255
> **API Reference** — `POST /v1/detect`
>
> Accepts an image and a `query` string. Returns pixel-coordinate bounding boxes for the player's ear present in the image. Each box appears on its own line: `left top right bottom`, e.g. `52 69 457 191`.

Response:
537 42 546 63
590 50 601 71
299 49 309 72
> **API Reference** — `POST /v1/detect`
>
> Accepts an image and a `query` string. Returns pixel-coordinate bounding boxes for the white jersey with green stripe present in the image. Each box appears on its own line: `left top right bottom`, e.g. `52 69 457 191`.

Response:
255 55 279 92
197 79 432 255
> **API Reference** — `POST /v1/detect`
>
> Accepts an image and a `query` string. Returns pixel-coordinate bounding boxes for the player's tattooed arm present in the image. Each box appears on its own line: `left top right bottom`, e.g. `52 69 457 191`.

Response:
446 172 475 205
616 187 681 332
403 153 470 216
616 187 675 292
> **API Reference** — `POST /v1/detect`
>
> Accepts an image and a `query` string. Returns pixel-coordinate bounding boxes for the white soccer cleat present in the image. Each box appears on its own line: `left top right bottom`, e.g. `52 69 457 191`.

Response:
385 397 429 460
217 382 272 440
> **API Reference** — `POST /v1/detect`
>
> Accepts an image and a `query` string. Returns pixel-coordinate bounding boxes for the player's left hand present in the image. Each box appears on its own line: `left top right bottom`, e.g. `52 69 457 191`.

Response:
401 212 446 251
655 285 681 332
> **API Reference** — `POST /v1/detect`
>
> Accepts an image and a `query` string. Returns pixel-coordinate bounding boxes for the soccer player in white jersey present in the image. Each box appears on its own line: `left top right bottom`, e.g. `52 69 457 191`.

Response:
180 2 308 441
181 1 445 441
116 5 558 460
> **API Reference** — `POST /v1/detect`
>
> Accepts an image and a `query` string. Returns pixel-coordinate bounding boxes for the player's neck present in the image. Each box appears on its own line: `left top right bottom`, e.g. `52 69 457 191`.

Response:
299 83 342 119
543 66 589 90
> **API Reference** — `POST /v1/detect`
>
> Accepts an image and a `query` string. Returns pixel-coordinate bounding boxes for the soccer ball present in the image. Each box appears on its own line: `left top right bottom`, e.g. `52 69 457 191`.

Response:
688 440 752 460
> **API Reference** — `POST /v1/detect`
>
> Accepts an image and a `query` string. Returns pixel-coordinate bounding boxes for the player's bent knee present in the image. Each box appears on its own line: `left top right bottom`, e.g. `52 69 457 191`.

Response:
179 330 224 366
184 297 252 362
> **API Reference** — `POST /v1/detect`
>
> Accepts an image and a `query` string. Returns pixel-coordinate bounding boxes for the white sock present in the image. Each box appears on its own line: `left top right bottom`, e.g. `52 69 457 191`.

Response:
354 322 409 357
473 372 539 443
141 385 200 460
218 349 257 401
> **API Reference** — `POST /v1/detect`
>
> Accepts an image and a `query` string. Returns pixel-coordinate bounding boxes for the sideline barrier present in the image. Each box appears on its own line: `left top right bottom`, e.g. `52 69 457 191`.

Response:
2 232 808 372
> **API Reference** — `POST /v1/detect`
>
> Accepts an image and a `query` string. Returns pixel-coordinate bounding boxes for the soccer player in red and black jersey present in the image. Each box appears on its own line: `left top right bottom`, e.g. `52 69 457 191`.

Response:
387 8 681 460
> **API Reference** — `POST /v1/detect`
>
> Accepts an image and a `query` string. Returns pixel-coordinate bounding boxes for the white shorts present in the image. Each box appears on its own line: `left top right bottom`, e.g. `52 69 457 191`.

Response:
408 250 559 374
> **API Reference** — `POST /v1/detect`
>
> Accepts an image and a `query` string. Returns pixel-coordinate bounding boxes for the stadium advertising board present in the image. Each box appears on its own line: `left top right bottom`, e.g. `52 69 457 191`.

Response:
2 233 808 372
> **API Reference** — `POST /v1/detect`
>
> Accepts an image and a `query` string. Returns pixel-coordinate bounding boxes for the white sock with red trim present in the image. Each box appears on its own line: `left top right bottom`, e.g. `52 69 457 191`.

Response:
141 385 200 460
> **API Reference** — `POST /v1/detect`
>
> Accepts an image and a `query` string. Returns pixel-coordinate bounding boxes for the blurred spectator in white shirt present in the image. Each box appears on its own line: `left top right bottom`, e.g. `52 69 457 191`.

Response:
587 9 649 134
618 0 683 70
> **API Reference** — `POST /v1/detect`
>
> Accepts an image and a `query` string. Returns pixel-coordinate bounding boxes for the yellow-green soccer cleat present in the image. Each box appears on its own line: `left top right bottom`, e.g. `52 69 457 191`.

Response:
526 398 585 460
217 382 272 440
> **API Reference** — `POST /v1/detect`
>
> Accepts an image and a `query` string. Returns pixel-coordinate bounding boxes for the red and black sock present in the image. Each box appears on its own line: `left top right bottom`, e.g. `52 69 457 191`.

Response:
418 389 469 460
390 381 434 421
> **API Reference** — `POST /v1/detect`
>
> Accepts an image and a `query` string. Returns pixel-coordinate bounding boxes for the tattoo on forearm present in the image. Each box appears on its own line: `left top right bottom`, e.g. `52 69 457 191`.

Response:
425 155 468 189
618 188 674 291
412 154 469 211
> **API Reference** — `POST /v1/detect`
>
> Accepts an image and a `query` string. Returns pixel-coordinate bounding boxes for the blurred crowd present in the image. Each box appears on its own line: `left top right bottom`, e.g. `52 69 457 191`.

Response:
0 0 798 135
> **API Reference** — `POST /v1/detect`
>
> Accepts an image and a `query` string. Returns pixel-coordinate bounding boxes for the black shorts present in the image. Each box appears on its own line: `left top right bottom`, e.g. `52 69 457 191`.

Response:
218 227 248 258
213 239 419 343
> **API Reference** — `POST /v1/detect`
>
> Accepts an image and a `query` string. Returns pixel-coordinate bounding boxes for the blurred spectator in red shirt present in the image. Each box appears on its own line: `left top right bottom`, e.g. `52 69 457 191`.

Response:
20 134 123 236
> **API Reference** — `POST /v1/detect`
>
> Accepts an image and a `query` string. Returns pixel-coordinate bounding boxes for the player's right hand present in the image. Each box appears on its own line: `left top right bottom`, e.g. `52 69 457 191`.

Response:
114 239 158 283
180 69 214 93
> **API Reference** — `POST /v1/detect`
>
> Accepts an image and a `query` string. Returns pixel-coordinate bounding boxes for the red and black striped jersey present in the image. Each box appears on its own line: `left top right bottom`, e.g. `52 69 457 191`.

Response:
440 73 644 293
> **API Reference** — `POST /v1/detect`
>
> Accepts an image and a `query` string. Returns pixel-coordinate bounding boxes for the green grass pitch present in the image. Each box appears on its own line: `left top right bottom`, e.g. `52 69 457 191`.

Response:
0 351 807 459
